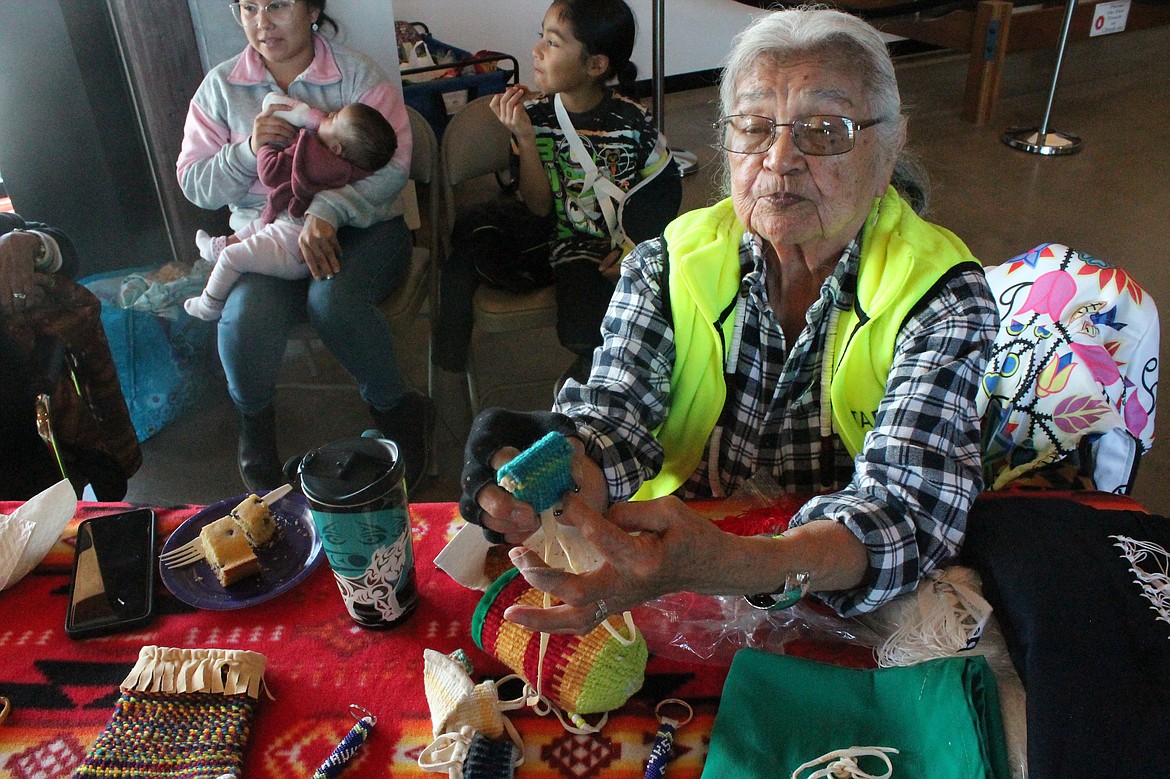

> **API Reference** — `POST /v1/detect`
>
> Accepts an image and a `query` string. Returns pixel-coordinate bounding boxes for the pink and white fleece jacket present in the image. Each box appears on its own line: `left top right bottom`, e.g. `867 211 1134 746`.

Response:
177 34 412 233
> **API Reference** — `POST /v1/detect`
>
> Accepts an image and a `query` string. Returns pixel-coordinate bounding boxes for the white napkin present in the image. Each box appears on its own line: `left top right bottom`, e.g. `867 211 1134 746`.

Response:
434 520 603 592
0 479 78 591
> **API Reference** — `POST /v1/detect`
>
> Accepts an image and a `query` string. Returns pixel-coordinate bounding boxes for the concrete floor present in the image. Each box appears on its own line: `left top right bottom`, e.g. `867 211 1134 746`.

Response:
125 26 1170 514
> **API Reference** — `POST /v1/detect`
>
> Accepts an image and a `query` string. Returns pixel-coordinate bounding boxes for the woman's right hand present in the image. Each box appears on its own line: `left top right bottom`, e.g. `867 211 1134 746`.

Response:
460 408 607 543
503 494 739 635
489 85 536 142
250 109 297 155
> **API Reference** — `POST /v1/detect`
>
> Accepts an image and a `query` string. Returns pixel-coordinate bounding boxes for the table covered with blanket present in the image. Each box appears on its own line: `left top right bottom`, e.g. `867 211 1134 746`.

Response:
0 492 1155 778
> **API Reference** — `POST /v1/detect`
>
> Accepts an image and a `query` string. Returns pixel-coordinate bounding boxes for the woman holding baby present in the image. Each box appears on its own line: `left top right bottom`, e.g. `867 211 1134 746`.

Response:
177 0 434 494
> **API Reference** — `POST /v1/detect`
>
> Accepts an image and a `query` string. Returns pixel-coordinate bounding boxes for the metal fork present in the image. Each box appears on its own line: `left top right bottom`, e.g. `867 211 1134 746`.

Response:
159 484 294 570
159 537 206 568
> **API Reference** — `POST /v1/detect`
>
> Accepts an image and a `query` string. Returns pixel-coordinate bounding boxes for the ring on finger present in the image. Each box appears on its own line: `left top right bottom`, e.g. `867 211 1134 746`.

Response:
593 598 609 624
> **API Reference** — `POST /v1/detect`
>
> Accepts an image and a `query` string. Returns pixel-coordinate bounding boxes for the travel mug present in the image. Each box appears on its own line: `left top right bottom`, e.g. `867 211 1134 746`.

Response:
294 430 418 628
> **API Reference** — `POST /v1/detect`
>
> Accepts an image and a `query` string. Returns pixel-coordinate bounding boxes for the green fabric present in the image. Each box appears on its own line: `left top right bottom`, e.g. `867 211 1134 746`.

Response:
633 188 978 500
702 649 1010 779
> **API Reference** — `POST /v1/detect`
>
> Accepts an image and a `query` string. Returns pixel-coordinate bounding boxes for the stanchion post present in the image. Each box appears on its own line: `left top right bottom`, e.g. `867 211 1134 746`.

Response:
651 0 698 175
1002 0 1084 155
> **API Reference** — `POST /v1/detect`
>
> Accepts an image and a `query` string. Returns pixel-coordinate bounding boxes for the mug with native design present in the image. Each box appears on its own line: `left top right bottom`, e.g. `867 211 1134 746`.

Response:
293 430 417 628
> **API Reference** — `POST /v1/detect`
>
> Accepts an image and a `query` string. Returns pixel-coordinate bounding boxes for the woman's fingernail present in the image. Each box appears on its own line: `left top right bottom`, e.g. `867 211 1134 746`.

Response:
520 567 569 591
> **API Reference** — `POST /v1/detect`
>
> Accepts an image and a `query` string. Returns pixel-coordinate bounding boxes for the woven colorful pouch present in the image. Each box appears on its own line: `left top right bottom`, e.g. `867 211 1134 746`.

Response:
472 568 647 718
73 645 267 779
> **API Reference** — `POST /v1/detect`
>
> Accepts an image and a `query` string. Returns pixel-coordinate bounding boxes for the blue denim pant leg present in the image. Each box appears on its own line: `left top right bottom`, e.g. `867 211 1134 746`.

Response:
219 271 302 415
306 217 412 411
218 217 412 414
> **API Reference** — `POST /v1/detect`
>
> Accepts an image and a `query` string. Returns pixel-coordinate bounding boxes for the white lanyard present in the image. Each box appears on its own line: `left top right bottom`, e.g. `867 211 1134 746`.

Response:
553 94 627 250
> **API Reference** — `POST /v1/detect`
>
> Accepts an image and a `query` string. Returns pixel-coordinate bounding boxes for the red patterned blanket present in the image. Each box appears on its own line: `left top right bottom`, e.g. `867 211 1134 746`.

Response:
0 492 1140 777
0 499 820 778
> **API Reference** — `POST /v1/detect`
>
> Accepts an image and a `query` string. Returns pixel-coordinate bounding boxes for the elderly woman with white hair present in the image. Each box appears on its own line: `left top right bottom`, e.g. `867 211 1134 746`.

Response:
459 6 999 632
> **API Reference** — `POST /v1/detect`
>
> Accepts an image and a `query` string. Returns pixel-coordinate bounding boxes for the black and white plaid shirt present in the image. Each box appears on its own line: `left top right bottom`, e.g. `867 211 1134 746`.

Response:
555 231 998 615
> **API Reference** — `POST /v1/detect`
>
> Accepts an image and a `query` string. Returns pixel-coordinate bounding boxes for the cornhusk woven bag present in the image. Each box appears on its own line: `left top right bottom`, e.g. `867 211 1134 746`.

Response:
73 645 267 778
472 568 647 717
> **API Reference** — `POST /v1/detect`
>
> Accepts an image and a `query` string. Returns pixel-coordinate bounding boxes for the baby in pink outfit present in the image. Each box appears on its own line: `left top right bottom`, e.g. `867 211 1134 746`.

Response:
184 94 397 321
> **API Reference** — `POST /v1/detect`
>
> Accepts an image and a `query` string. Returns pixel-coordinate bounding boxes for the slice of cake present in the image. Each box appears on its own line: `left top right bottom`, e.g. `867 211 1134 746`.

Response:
229 493 278 548
200 515 261 587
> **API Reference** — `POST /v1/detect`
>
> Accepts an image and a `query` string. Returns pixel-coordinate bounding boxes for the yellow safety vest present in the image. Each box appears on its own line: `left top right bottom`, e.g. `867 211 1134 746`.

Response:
632 187 979 500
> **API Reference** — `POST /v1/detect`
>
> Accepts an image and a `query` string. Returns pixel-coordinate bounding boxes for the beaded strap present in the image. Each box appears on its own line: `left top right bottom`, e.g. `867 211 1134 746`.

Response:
312 706 376 779
644 699 692 779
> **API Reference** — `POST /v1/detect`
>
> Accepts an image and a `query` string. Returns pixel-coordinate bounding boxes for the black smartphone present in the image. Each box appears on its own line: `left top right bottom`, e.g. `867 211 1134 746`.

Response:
65 508 157 639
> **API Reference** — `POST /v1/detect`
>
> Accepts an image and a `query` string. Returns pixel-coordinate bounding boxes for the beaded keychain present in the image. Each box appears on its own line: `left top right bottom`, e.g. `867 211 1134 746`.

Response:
311 705 377 779
644 698 693 779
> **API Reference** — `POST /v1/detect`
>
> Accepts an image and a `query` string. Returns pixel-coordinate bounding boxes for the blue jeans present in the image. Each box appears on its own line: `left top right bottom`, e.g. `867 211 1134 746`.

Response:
218 217 412 415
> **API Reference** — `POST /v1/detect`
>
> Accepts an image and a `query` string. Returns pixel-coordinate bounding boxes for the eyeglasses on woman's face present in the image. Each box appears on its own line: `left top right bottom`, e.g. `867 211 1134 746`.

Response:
230 0 299 27
714 114 885 157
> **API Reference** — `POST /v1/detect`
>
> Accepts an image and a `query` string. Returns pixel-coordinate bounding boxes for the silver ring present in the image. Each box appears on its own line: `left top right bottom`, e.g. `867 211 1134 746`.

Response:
12 292 27 300
593 598 609 623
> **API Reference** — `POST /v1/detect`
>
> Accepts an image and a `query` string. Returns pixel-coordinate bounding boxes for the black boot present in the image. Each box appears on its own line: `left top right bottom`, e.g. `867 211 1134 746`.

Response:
237 405 283 493
369 390 435 495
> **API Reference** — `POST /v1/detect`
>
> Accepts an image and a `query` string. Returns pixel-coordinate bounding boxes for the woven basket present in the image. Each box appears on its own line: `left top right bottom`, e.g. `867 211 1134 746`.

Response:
472 568 647 715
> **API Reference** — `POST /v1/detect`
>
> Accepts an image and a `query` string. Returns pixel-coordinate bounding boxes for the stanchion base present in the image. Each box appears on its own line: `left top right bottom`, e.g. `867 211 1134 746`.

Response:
1002 127 1083 155
671 148 699 177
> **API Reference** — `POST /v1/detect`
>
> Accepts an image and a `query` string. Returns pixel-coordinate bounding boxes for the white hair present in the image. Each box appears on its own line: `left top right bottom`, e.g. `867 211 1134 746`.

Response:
717 5 926 205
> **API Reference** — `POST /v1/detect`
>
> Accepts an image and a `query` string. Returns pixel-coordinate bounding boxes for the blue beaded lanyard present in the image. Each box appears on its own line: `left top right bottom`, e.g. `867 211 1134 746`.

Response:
312 705 377 779
644 698 693 779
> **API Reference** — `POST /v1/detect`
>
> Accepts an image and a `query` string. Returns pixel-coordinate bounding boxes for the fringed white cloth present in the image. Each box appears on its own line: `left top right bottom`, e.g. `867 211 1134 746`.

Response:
1111 535 1170 636
873 566 992 668
120 645 270 700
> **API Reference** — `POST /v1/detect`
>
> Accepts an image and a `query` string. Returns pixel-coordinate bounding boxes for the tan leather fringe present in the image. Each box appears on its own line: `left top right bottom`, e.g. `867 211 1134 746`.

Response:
120 645 269 699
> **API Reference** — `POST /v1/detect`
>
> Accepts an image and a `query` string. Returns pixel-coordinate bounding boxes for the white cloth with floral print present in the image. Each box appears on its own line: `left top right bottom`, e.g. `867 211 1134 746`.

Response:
979 243 1159 492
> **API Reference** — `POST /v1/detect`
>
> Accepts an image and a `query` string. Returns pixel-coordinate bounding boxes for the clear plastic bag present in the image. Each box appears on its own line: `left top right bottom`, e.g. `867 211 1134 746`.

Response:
635 591 882 666
115 260 210 320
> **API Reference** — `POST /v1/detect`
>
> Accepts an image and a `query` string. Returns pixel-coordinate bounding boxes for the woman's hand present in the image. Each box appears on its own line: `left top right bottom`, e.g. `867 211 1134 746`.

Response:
250 109 297 155
459 408 607 543
0 230 46 314
477 438 609 544
298 214 342 279
503 495 737 635
489 85 536 142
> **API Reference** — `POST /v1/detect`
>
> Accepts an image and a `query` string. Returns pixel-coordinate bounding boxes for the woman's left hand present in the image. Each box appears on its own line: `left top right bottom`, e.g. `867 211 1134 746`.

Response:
503 494 736 635
299 214 342 279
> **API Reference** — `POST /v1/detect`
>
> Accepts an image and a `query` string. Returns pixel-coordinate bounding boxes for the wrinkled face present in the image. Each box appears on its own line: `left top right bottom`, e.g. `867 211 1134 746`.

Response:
727 57 891 257
242 0 320 71
531 5 596 95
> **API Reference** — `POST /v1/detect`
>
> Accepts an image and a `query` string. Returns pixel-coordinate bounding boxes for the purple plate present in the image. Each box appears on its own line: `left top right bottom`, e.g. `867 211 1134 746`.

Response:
159 493 323 610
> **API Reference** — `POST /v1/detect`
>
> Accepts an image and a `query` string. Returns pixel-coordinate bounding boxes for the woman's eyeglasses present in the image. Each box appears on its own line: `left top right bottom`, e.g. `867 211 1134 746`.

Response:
714 114 885 156
230 0 298 27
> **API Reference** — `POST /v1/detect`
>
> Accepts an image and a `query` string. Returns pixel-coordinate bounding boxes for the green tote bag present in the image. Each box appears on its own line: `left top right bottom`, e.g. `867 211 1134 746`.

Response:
703 649 1010 778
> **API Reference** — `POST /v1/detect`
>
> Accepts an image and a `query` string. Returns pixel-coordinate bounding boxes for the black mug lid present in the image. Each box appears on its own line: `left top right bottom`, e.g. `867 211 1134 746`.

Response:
298 430 404 509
